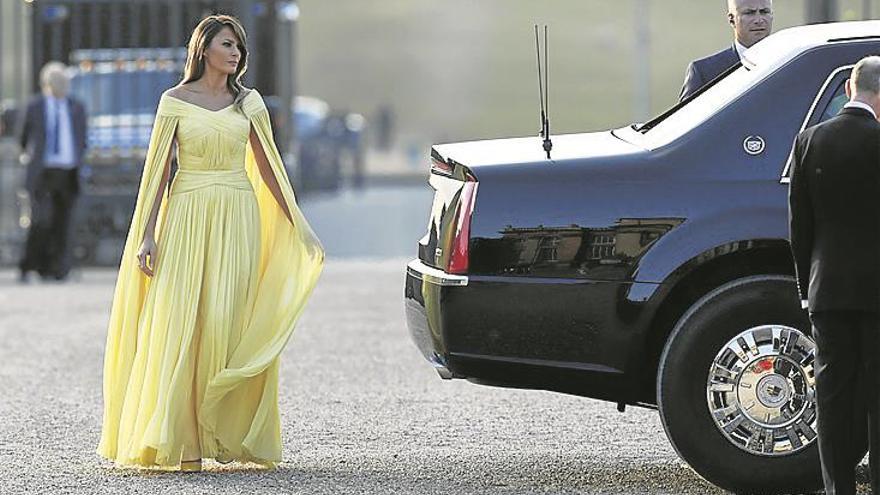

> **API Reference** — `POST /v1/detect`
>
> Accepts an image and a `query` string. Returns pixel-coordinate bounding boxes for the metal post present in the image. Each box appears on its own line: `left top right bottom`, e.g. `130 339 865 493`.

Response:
90 1 100 50
237 0 256 88
110 2 122 48
634 0 651 122
289 2 298 150
17 0 29 99
275 1 290 156
170 1 183 49
70 4 82 55
49 13 62 62
32 2 43 91
0 0 5 101
0 0 5 258
183 2 196 36
129 3 141 48
147 1 158 47
13 0 21 100
264 0 277 94
805 0 838 24
275 1 299 158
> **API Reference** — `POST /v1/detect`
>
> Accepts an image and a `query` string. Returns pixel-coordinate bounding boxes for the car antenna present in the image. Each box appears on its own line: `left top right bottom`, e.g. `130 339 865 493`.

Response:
534 24 552 160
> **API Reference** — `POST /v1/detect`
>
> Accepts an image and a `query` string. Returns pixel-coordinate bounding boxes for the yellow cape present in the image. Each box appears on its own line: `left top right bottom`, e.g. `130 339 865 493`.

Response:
98 89 324 466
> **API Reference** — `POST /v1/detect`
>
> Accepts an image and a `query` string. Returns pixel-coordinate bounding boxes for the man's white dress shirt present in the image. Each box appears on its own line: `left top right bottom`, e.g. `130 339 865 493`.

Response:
843 100 877 119
734 40 748 60
43 95 76 170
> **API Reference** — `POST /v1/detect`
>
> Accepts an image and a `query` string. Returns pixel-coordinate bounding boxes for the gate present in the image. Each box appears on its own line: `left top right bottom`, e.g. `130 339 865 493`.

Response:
26 0 285 93
0 0 299 266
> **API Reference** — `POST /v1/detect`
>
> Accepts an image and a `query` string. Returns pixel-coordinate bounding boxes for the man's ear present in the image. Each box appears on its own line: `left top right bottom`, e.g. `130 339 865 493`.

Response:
728 13 735 26
844 78 852 99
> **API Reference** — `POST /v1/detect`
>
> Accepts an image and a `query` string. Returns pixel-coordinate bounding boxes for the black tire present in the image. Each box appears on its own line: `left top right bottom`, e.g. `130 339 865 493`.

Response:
657 275 865 494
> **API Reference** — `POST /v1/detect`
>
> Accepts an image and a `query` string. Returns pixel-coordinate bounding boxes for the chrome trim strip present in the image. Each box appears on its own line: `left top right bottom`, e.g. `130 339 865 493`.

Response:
451 352 624 374
407 259 469 287
779 64 853 184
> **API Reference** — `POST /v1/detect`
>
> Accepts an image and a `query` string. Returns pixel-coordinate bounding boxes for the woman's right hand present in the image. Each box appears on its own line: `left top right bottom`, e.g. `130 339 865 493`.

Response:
136 237 158 277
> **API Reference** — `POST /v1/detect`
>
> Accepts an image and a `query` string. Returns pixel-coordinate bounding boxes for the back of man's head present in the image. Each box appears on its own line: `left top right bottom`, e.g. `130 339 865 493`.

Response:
852 56 880 96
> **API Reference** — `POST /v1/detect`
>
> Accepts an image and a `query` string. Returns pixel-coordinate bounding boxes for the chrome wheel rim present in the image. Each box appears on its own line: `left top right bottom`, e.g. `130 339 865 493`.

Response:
707 325 817 456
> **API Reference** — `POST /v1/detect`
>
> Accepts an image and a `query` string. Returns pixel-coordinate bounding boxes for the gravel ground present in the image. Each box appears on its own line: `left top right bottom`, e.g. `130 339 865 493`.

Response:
0 259 869 494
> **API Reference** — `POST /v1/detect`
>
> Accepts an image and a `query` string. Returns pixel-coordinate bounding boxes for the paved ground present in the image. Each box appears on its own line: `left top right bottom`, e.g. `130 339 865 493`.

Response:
0 260 869 494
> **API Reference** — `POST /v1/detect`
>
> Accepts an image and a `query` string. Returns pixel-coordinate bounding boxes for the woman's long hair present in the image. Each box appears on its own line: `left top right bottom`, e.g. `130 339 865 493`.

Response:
181 15 250 110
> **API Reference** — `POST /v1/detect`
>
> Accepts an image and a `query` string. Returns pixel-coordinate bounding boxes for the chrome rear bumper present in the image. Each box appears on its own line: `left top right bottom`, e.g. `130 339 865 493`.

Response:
404 259 467 379
406 259 469 287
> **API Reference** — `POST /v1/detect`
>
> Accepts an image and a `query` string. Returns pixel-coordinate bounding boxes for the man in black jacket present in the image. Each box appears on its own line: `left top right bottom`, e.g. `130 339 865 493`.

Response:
679 0 773 101
789 55 880 495
18 61 87 282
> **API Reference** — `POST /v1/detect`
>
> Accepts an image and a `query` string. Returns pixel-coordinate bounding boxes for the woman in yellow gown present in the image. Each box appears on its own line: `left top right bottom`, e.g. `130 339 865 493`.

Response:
97 15 323 471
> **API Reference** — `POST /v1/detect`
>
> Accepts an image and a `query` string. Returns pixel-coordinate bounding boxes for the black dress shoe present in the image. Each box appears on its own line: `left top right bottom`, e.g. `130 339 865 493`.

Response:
39 272 68 283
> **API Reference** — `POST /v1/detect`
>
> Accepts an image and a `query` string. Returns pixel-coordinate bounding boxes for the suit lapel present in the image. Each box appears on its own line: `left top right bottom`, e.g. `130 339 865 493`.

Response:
35 96 46 137
33 97 47 162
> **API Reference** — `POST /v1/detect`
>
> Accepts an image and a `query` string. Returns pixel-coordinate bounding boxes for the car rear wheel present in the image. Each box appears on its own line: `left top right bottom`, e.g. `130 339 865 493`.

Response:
657 275 866 494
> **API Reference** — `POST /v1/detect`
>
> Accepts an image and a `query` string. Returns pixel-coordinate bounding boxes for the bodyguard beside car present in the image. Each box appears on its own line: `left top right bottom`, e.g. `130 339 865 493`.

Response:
404 21 880 494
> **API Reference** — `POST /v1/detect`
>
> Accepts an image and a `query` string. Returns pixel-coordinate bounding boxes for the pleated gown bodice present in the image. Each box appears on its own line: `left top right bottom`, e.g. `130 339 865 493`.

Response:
169 98 254 196
171 97 249 171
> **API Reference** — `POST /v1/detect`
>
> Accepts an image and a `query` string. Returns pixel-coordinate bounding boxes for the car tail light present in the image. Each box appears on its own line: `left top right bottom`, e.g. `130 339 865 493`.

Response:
431 157 454 176
447 174 477 274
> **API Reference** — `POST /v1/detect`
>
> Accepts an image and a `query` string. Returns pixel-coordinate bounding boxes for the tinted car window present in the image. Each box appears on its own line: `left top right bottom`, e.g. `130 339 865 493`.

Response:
818 80 848 123
781 69 851 180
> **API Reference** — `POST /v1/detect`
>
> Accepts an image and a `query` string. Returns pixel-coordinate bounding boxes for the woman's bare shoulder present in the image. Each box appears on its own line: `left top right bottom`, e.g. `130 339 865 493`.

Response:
155 86 189 115
163 84 193 101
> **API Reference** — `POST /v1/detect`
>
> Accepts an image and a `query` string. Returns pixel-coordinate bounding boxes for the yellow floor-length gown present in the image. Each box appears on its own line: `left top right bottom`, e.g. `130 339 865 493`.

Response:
97 89 324 469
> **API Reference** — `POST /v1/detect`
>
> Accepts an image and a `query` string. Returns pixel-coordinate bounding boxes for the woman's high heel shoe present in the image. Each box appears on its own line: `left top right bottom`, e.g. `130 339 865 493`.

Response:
180 459 202 472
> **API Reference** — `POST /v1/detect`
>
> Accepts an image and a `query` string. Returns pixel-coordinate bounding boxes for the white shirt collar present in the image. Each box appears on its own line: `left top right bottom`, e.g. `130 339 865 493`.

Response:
734 40 748 60
843 100 878 120
45 94 66 105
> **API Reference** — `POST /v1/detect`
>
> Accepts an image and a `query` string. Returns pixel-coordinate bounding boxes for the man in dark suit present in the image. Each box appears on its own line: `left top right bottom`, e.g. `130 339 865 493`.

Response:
789 55 880 495
679 0 773 101
18 61 87 282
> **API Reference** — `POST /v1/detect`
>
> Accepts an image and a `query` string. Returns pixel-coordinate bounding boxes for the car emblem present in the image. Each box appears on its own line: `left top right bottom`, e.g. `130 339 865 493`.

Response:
743 135 765 156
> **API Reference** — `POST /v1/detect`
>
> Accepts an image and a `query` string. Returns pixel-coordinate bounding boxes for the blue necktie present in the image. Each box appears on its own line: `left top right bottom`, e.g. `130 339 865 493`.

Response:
50 100 60 155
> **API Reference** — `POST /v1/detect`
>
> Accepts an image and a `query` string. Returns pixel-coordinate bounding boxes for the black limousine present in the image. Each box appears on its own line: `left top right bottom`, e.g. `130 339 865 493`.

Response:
404 21 880 494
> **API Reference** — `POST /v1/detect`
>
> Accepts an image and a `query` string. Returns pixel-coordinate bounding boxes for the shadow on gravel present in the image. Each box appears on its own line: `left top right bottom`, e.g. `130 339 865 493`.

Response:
88 453 873 493
92 460 724 494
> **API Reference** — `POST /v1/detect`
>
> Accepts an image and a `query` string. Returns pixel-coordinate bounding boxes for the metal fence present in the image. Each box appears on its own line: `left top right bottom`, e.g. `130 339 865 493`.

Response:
0 0 300 267
19 0 287 92
0 141 24 267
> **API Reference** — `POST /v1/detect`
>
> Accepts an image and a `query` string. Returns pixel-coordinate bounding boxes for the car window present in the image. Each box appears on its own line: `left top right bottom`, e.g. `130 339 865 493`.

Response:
637 66 759 149
780 67 851 181
817 80 848 124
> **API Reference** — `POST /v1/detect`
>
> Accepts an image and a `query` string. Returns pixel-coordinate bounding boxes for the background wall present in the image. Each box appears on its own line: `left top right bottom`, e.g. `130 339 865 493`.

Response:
295 1 876 149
